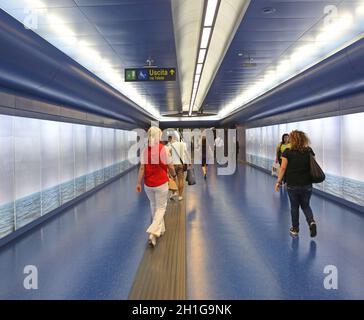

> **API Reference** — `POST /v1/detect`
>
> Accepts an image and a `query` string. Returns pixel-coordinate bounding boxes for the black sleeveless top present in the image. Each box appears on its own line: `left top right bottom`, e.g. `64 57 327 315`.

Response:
282 147 315 186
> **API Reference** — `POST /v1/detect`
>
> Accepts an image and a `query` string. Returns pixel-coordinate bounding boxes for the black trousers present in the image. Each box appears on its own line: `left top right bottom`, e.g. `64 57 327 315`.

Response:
287 185 315 229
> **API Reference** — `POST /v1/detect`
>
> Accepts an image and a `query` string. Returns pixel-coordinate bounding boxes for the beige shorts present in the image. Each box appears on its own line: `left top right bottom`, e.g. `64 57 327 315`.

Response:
174 164 185 178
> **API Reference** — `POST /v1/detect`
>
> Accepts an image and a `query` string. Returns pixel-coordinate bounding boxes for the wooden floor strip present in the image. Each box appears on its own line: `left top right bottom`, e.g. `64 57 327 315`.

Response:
128 196 186 300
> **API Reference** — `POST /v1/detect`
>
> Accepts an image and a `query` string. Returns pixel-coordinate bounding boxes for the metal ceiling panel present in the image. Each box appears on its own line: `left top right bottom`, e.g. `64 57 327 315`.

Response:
0 0 181 118
75 0 161 5
203 0 361 117
0 0 76 9
79 1 170 22
220 36 364 126
0 9 154 127
6 7 89 24
3 0 364 126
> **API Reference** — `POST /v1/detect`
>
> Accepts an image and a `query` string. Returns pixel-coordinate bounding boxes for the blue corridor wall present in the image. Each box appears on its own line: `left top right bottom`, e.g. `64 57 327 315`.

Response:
0 114 137 239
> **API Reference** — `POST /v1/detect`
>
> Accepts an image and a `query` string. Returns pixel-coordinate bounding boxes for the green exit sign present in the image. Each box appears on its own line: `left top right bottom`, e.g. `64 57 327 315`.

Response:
124 68 176 82
125 69 137 81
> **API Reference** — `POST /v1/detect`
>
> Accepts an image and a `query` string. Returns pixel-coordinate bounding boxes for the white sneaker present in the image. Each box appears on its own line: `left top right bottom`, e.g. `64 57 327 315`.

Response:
148 234 157 247
178 196 183 201
170 193 176 200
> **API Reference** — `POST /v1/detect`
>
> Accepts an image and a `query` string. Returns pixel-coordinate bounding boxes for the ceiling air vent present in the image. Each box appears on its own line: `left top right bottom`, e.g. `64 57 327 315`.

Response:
262 7 276 14
242 56 257 68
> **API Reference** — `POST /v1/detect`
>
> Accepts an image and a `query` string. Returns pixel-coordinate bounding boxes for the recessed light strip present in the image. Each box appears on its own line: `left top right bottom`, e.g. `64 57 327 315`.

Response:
20 0 160 119
188 0 221 116
204 0 219 26
219 5 364 118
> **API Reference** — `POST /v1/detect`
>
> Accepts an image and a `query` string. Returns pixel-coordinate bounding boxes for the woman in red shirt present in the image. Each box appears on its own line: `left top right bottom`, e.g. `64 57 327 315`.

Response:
136 127 177 247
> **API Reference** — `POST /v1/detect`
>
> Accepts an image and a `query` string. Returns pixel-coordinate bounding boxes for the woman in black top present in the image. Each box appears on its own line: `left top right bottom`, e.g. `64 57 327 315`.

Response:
274 130 317 238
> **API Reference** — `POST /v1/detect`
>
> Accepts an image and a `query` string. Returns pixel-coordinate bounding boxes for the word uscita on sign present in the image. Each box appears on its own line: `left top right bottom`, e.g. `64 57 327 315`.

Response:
125 68 176 82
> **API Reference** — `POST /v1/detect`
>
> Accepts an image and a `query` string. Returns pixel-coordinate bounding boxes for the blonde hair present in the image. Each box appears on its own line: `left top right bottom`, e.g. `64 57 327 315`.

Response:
147 127 162 147
289 130 310 152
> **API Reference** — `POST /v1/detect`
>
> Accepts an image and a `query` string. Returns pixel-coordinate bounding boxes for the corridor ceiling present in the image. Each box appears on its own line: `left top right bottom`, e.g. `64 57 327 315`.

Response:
1 0 364 125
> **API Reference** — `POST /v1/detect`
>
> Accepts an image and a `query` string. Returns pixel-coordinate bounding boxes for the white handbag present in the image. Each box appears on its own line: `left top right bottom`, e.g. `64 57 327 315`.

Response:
271 162 280 177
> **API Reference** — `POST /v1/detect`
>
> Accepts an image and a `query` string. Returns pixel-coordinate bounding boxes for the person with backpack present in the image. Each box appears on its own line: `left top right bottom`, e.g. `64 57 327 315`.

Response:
274 130 317 238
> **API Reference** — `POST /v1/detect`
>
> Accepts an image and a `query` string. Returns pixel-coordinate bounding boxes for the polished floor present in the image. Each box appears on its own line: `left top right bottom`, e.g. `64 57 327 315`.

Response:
186 165 364 299
0 170 151 299
0 165 363 299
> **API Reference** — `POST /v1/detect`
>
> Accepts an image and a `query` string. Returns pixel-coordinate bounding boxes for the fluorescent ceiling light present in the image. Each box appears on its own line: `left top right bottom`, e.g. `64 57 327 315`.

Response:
47 14 64 25
187 0 233 117
263 72 276 84
189 0 249 118
290 48 307 63
78 40 91 47
196 63 203 74
99 60 112 70
316 30 339 43
299 44 317 56
219 8 360 120
276 60 291 73
188 107 193 116
26 0 46 8
198 49 207 63
80 47 100 61
62 27 76 38
337 13 354 30
356 5 364 15
160 114 221 122
321 13 353 32
204 0 219 26
317 14 353 43
63 36 77 45
0 0 160 119
47 14 76 39
200 27 211 48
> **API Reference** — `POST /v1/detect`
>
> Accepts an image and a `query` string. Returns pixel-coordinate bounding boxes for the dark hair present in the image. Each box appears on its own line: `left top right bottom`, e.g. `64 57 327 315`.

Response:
281 134 289 144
